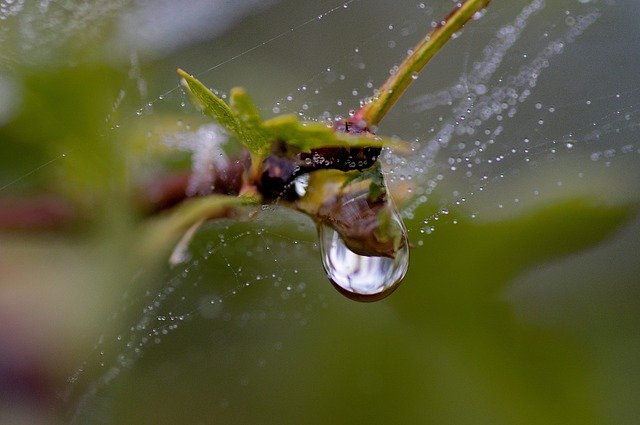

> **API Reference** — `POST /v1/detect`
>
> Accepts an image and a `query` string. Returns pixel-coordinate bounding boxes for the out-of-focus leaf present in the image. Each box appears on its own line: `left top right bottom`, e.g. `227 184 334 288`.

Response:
0 65 128 214
139 194 258 266
396 200 637 314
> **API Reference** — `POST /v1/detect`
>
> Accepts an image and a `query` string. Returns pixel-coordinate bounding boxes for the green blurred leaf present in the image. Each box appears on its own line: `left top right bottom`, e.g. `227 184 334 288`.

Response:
139 194 258 265
0 65 128 208
397 200 637 312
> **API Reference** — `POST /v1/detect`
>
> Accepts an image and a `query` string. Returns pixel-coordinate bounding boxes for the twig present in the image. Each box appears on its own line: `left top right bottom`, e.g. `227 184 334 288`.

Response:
354 0 491 127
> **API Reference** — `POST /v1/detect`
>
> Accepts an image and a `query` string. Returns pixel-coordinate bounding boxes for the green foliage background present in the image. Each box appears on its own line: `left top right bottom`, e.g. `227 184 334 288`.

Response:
1 1 639 424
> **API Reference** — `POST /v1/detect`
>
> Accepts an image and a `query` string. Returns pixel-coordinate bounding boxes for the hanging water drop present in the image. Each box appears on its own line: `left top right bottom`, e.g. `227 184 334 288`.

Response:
318 208 409 302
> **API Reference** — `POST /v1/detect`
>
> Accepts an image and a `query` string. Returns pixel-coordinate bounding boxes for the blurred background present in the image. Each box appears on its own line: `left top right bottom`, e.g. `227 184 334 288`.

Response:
1 0 640 424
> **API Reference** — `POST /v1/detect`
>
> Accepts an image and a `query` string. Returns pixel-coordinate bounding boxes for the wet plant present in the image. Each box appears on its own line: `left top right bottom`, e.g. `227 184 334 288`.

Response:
163 0 492 301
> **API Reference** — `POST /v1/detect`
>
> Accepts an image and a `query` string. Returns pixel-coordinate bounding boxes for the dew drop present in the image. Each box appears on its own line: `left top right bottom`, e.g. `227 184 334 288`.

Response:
318 210 409 302
293 174 309 197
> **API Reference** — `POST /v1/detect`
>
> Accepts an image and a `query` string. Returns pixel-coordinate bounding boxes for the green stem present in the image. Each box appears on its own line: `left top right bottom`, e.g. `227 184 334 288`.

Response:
355 0 491 127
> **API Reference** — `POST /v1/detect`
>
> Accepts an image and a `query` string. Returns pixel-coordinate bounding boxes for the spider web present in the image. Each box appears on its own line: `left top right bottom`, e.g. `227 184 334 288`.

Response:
49 0 640 423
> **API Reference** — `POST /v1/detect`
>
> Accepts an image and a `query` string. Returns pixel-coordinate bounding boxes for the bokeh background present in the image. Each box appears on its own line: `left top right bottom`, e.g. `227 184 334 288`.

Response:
1 1 640 424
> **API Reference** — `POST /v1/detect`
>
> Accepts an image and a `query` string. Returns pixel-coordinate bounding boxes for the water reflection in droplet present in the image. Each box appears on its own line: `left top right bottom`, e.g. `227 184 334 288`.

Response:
293 174 309 197
318 210 409 302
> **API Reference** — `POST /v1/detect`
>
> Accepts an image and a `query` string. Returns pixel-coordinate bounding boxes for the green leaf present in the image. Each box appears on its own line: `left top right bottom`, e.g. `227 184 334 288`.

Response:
178 69 406 162
367 169 386 202
177 69 242 138
178 70 276 170
229 87 272 158
394 200 637 315
229 87 262 124
339 163 386 202
263 114 386 152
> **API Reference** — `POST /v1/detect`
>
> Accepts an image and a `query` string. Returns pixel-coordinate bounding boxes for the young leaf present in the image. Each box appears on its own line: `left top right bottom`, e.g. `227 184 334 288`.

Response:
178 70 406 159
263 114 387 152
339 163 386 202
177 69 241 138
178 69 274 175
229 87 271 158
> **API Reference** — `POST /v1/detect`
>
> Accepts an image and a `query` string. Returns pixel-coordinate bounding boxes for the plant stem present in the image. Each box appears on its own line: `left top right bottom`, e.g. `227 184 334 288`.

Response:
355 0 491 127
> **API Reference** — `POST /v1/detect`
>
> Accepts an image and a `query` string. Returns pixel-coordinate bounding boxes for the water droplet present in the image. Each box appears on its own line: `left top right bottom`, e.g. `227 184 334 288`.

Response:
318 210 409 302
293 174 309 197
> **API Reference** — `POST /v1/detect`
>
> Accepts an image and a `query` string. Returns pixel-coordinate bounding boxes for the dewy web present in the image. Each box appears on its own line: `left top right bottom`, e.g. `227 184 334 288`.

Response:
63 0 640 420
